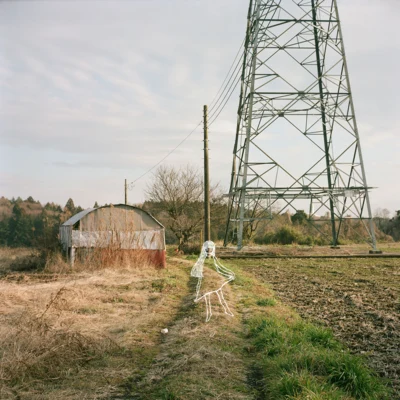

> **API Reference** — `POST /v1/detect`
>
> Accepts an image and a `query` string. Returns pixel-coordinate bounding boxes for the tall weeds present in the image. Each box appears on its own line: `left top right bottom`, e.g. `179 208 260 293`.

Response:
0 287 115 396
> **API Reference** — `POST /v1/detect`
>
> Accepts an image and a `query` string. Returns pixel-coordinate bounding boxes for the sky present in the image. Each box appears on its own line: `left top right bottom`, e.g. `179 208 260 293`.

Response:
0 0 399 215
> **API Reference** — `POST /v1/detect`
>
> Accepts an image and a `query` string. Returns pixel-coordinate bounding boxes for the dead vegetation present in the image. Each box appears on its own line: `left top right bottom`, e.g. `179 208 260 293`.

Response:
0 298 112 398
0 248 393 399
0 249 190 399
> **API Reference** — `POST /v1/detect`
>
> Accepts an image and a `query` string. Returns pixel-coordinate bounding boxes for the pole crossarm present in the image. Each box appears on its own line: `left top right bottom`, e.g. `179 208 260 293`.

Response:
224 0 378 251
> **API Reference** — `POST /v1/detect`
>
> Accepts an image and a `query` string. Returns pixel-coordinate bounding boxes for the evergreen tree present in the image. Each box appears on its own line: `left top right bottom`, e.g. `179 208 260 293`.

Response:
8 203 34 247
65 198 76 214
44 202 62 212
291 210 308 225
390 210 400 241
62 198 76 222
34 209 61 252
0 217 9 245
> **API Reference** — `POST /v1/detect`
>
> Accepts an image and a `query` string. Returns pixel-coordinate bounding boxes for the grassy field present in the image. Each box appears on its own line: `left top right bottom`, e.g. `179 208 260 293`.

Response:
0 247 395 399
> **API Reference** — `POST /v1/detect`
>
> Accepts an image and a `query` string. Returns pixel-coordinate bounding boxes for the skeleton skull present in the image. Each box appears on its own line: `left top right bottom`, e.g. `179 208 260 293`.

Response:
204 240 216 257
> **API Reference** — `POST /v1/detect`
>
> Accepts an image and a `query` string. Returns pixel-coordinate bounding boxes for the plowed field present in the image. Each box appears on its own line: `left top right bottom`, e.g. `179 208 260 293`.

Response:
245 258 400 398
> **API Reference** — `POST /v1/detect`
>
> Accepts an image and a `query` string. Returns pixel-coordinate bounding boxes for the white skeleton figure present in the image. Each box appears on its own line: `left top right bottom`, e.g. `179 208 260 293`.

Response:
190 241 235 322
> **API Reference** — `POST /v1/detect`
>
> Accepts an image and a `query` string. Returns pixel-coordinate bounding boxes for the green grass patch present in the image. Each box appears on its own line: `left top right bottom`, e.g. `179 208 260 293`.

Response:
246 316 390 399
256 297 277 307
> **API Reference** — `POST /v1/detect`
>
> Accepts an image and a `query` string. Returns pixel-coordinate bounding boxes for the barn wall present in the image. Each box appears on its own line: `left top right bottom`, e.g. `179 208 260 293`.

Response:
71 229 165 250
144 249 166 268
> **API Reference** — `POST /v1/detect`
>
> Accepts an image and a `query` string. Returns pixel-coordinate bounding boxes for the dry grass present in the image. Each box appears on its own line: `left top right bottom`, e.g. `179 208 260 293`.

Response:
0 248 391 399
0 249 190 399
0 302 111 397
43 246 164 274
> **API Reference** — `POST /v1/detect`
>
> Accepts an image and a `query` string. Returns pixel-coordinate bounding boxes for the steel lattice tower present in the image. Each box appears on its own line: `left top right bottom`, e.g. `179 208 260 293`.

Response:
225 0 379 251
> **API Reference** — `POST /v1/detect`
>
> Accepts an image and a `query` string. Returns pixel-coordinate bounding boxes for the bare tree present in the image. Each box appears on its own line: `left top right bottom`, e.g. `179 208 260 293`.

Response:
145 165 205 251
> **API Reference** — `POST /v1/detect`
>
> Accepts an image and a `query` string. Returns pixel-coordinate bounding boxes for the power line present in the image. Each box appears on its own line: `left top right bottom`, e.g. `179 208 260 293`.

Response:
130 121 202 185
208 38 245 113
129 38 245 186
209 67 242 125
209 56 243 119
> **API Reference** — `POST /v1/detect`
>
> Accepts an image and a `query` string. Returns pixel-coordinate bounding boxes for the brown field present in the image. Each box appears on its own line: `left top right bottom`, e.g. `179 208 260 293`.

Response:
221 242 400 257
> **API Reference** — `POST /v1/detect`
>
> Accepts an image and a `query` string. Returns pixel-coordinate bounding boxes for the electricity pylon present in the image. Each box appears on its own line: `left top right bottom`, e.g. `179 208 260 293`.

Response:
224 0 379 251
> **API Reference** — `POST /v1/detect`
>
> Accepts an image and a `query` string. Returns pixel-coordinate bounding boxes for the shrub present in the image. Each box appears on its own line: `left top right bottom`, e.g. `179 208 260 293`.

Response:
274 226 301 244
181 243 201 255
10 254 45 272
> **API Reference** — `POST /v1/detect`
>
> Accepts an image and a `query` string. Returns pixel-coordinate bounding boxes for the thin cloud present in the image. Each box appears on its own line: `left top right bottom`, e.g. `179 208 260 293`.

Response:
0 0 398 212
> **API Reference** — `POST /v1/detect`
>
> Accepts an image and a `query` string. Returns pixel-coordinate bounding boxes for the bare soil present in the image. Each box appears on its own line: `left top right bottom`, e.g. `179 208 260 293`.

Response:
220 242 400 257
245 257 400 398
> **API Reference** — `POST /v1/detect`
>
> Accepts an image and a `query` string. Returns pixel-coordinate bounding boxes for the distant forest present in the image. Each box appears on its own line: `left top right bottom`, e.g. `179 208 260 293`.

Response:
0 196 399 250
0 196 86 249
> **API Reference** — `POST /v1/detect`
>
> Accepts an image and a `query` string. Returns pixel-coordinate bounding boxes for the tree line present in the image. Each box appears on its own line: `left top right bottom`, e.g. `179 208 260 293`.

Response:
0 197 85 249
374 208 400 241
0 166 399 250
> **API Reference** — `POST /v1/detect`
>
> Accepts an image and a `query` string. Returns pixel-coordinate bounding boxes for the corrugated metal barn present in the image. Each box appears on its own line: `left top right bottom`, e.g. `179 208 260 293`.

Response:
60 204 166 267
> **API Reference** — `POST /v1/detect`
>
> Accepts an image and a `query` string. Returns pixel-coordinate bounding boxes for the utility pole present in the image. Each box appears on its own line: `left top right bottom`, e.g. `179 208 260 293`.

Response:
203 105 211 242
124 179 128 205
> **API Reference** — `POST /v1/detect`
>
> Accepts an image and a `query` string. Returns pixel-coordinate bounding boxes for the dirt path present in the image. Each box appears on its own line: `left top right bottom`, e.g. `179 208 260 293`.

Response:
245 258 400 398
116 258 255 400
